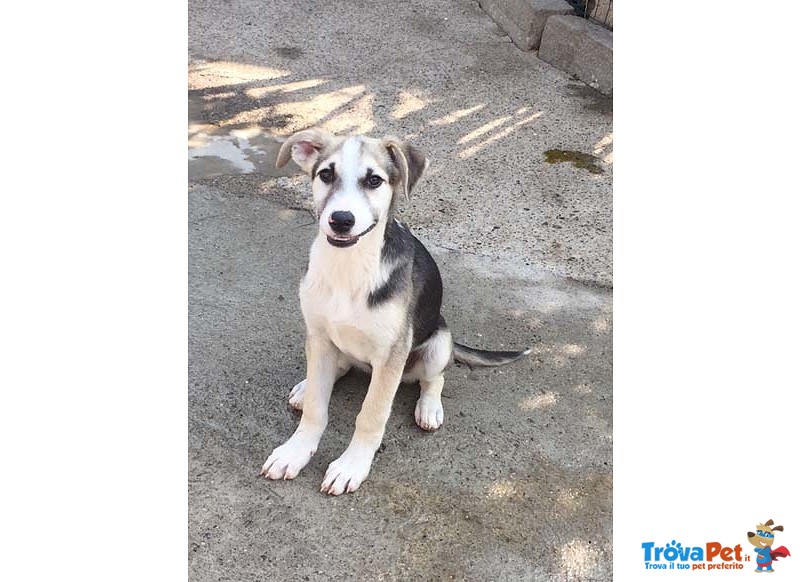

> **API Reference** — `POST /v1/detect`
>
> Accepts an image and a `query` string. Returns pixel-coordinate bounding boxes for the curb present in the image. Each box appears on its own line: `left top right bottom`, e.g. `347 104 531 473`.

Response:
539 15 612 95
479 0 613 96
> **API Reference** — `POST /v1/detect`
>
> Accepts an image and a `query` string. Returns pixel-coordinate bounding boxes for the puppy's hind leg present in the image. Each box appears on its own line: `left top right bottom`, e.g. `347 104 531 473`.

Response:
413 327 453 432
416 375 445 431
289 354 352 411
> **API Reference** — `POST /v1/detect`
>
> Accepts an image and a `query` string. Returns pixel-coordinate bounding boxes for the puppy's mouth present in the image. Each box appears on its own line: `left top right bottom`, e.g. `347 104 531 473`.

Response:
326 222 377 248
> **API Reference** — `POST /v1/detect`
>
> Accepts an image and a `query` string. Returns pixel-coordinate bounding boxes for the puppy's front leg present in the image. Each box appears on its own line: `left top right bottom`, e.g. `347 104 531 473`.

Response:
261 334 338 480
320 342 408 495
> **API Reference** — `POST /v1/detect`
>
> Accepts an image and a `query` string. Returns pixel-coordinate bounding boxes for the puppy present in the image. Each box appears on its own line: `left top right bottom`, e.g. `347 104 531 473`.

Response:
261 129 529 495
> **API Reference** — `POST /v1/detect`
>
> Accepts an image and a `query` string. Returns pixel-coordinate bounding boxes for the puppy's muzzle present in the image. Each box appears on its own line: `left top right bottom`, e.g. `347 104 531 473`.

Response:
326 211 377 248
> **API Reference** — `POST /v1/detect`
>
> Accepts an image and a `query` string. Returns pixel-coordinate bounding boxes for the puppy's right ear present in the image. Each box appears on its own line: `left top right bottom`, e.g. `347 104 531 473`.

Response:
276 128 333 174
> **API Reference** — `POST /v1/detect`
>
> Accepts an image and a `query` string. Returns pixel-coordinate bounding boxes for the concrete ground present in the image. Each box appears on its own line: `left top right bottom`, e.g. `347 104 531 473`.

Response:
189 0 612 580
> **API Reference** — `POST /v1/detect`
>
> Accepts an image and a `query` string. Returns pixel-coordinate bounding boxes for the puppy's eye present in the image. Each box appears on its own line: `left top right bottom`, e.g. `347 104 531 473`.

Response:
318 168 334 184
366 174 384 189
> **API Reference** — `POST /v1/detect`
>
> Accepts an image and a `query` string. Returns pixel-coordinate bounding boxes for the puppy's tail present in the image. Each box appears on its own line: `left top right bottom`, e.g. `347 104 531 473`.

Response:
453 342 531 368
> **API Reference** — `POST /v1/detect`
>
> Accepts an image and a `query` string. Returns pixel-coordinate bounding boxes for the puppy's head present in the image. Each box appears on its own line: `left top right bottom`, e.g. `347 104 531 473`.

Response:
277 129 427 248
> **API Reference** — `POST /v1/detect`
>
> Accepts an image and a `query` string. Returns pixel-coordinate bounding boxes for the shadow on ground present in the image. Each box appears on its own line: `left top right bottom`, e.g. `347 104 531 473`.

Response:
188 43 613 285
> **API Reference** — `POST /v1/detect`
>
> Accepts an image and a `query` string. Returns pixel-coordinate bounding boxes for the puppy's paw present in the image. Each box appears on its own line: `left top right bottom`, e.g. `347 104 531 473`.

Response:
415 396 444 431
288 379 307 410
261 437 316 480
320 446 374 496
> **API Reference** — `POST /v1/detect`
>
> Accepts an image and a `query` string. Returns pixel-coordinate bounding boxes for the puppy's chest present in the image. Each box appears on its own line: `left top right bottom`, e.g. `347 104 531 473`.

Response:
300 282 402 362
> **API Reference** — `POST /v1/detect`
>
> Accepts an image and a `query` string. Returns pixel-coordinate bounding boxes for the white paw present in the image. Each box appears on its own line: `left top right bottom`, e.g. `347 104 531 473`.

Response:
288 379 306 410
415 397 444 431
261 435 316 480
320 446 375 496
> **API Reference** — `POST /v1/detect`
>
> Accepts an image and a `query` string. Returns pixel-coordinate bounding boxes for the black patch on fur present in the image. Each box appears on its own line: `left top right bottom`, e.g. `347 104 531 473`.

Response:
367 262 408 307
409 234 443 347
367 220 443 348
436 313 447 330
380 220 410 263
368 220 411 308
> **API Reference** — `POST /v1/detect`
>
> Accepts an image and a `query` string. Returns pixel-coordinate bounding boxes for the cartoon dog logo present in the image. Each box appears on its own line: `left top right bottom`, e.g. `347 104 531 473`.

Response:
747 519 791 573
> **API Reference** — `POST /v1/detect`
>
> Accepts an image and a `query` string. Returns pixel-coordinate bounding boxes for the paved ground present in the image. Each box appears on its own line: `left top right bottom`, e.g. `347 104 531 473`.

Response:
189 1 612 580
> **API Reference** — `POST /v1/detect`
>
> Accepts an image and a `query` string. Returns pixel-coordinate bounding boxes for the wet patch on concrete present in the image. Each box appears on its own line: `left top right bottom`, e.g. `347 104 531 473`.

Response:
544 149 605 175
189 87 302 180
188 126 297 180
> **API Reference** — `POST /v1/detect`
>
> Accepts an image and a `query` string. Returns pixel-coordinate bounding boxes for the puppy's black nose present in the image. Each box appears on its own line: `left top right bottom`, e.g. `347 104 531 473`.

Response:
329 211 355 234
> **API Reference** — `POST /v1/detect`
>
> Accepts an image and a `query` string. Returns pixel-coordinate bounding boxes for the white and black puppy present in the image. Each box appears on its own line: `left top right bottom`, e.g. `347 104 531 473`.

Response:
261 129 530 495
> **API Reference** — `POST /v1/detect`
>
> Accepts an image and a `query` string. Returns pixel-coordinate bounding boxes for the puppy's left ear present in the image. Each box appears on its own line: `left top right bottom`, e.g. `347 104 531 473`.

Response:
384 138 429 201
